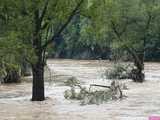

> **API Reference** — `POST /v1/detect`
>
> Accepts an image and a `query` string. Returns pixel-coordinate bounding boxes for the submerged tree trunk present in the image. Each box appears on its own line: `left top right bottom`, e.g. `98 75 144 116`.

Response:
32 55 45 101
131 52 144 83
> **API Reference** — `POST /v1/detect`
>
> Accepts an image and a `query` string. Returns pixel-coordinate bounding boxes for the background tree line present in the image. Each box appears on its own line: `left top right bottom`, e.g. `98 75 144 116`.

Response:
49 0 160 61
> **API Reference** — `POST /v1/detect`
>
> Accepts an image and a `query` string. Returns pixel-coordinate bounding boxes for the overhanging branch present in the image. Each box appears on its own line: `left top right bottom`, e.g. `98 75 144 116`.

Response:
42 0 84 49
111 20 142 65
39 0 50 24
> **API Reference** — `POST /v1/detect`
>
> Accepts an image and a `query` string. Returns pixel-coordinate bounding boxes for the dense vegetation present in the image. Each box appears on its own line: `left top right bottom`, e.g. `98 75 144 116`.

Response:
0 0 160 101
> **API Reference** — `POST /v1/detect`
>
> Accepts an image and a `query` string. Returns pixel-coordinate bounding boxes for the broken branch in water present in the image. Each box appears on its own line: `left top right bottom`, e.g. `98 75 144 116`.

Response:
90 84 111 89
64 77 125 105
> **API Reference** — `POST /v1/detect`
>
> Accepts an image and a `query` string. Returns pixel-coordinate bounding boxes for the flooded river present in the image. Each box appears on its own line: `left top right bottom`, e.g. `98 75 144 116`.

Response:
0 59 160 120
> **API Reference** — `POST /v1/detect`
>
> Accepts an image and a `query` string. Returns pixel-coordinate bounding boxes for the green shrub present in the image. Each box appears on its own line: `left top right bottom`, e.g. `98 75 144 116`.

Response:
105 63 134 79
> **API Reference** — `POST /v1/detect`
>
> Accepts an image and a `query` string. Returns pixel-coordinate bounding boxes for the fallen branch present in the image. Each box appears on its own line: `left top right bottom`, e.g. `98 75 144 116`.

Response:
90 84 111 89
64 77 126 105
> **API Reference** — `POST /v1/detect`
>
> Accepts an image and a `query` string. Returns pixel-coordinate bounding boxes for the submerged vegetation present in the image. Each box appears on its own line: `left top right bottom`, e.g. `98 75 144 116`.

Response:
64 77 125 105
105 63 134 80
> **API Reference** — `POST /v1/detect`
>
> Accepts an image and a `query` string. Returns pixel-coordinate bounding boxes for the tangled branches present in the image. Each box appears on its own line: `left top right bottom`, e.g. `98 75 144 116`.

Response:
64 77 125 105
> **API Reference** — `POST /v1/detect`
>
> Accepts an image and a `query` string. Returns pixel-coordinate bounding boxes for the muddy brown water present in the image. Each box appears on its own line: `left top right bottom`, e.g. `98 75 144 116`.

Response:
0 59 160 120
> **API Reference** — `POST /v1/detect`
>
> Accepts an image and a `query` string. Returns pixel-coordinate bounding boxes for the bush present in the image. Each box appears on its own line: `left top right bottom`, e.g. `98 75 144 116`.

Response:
105 63 134 79
0 63 21 83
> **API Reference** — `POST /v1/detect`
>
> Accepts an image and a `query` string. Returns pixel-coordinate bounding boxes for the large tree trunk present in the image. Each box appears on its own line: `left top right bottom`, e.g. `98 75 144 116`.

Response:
31 52 45 101
31 7 45 101
131 53 145 83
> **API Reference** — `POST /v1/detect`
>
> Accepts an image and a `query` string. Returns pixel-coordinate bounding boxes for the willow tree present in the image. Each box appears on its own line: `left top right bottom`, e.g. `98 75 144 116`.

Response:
88 0 160 82
1 0 85 101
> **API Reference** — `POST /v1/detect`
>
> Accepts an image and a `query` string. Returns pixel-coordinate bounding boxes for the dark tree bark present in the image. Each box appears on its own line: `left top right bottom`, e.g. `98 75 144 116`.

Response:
131 52 144 82
32 50 45 101
32 57 45 101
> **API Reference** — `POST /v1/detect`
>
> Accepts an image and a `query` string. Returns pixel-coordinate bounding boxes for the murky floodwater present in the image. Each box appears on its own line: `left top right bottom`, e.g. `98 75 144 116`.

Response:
0 59 160 120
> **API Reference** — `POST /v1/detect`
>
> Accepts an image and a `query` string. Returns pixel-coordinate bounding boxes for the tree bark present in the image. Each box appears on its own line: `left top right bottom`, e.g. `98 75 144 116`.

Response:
32 56 45 101
131 52 144 83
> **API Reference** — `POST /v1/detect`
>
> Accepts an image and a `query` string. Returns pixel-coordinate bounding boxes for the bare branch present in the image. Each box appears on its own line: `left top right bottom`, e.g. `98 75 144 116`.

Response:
90 84 111 89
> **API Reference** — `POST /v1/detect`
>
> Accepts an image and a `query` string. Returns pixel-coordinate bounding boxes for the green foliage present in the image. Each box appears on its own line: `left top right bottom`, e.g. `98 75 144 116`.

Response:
1 0 160 80
86 0 160 60
0 0 87 71
52 0 160 60
1 0 160 63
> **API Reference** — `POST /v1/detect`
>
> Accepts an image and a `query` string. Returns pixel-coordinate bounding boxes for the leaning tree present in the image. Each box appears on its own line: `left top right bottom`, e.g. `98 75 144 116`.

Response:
87 0 160 82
